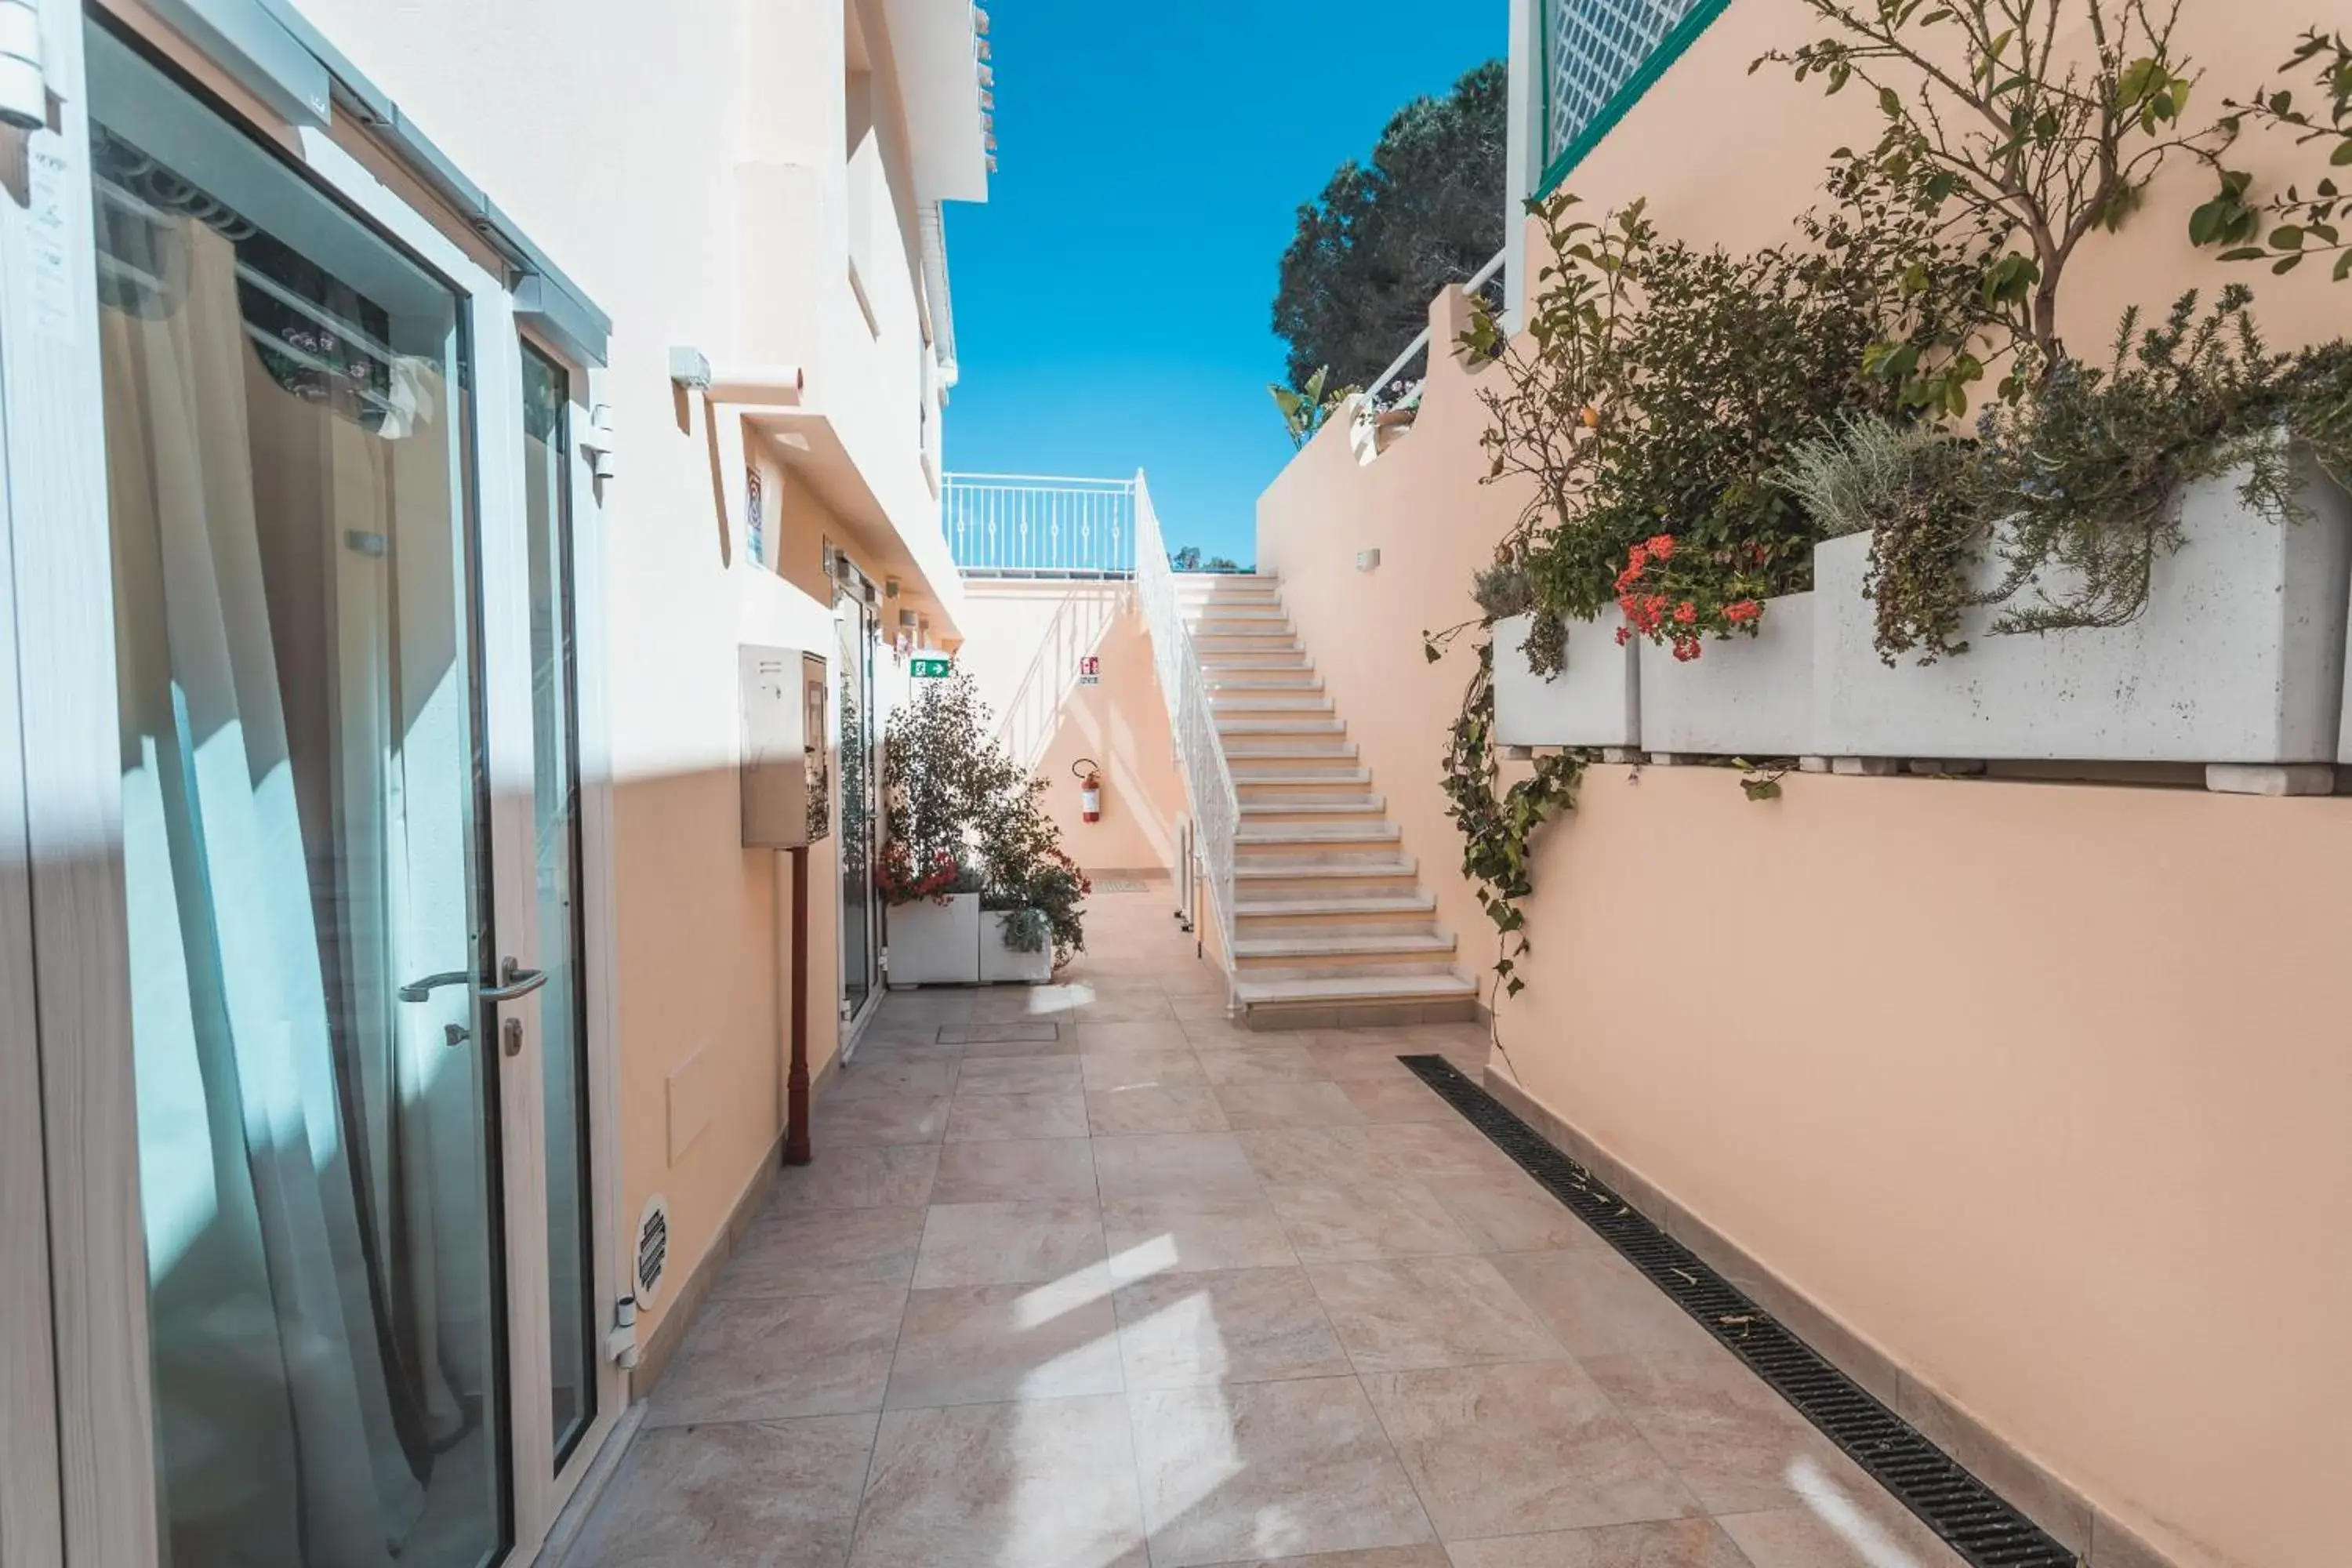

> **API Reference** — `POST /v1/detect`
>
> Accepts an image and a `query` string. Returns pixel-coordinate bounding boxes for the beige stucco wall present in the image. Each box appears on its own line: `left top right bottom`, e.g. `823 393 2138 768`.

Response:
277 0 966 1354
1259 7 2351 1567
955 580 1187 877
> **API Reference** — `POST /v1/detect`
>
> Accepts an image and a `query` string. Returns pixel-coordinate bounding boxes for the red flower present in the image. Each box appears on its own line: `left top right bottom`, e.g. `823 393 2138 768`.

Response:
1614 624 1632 645
1725 599 1763 624
1645 534 1675 561
1626 542 1649 572
1671 636 1702 662
1673 601 1697 625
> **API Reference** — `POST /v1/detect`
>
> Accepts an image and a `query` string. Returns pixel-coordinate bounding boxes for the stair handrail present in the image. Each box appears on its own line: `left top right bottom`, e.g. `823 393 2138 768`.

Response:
1132 470 1240 967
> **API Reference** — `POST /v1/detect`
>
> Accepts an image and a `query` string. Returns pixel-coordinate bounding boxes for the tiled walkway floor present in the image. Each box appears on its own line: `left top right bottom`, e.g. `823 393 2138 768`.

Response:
569 884 1965 1567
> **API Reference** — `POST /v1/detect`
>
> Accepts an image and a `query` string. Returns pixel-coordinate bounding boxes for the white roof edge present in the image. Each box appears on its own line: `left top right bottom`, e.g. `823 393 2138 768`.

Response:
884 0 991 205
920 204 958 387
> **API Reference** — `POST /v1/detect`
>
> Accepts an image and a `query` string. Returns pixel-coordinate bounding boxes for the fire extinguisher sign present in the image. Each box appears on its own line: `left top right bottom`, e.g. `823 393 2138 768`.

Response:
1079 655 1101 687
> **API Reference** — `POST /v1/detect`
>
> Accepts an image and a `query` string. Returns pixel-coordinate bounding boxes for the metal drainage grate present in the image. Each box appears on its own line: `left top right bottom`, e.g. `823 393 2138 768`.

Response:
1399 1054 2078 1568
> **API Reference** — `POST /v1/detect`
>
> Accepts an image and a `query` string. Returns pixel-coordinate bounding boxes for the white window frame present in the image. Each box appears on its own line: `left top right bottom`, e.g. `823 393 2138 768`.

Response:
2 2 628 1558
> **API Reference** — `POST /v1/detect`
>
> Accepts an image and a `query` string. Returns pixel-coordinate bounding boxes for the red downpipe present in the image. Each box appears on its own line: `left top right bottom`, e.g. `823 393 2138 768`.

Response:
784 846 812 1167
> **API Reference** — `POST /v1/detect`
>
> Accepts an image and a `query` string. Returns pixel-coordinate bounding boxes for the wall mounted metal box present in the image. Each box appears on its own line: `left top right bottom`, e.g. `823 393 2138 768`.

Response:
740 646 831 848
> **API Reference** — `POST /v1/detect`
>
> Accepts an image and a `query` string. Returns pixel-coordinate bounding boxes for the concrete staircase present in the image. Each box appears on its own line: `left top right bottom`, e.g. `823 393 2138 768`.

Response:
1174 572 1476 1028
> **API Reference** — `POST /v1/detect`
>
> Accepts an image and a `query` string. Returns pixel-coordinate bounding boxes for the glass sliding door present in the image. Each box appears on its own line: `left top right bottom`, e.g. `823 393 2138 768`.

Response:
836 575 880 1022
90 24 506 1566
520 347 596 1469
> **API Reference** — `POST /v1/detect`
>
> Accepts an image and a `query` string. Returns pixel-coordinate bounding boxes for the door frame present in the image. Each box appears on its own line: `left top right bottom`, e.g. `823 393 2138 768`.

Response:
833 555 884 1044
5 3 628 1559
2 2 160 1562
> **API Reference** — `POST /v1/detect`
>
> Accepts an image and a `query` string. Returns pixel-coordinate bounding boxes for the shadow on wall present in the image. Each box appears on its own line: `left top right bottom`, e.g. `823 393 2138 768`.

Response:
1029 604 1189 876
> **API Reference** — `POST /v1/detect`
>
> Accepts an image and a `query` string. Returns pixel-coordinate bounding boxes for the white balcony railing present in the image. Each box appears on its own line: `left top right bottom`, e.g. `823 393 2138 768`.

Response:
1362 246 1509 412
943 472 1137 578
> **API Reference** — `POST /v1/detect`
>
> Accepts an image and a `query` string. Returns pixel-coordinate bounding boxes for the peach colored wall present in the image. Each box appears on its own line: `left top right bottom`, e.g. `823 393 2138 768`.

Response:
1031 608 1186 877
1259 8 2352 1566
1511 0 2347 357
954 580 1185 877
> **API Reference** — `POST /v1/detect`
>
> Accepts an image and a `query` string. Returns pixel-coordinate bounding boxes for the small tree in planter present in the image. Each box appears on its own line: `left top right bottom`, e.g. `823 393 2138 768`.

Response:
879 672 1089 978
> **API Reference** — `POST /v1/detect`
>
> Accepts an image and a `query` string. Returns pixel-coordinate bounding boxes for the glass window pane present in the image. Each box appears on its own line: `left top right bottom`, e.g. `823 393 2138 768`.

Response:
90 21 506 1565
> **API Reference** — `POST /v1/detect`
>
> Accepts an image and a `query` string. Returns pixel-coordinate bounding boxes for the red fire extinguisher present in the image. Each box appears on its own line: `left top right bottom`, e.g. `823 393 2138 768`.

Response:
1075 758 1102 824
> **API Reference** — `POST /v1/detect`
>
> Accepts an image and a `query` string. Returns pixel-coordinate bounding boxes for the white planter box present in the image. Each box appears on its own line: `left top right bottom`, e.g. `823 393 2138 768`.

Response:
886 893 980 986
980 914 1054 984
1492 610 1640 748
1639 592 1817 757
1821 463 2352 764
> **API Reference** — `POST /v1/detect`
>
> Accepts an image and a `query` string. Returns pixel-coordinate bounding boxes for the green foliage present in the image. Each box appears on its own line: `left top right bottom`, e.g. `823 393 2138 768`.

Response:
2195 29 2352 282
1784 289 2352 657
1759 0 2230 385
1774 415 1985 661
1169 544 1247 572
1472 176 1994 662
1969 288 2335 635
1268 366 1357 450
1436 637 1587 998
1470 558 1535 620
1275 61 1507 389
881 672 1090 963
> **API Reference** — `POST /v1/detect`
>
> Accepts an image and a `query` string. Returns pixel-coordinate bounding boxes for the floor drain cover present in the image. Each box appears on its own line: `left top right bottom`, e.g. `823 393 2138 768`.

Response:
1399 1054 2078 1568
1091 879 1150 893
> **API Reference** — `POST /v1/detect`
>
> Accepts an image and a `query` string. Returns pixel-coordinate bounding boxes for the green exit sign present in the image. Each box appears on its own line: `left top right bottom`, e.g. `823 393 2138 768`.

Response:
911 657 952 679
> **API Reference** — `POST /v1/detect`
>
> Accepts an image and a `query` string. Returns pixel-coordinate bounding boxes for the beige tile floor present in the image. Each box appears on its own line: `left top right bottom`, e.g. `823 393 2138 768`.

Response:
567 883 1966 1568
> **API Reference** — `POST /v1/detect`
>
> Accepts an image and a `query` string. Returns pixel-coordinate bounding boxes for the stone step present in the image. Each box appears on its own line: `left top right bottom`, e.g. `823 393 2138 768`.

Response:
1230 967 1480 1028
1230 931 1458 967
1219 742 1359 761
1215 717 1347 736
1232 855 1416 881
1233 894 1437 920
1235 821 1400 845
1236 797 1385 817
1230 768 1374 788
1211 695 1335 714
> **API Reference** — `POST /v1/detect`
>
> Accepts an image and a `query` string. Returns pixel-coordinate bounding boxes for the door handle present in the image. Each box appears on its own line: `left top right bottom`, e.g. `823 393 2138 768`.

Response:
398 970 473 1004
482 956 547 1002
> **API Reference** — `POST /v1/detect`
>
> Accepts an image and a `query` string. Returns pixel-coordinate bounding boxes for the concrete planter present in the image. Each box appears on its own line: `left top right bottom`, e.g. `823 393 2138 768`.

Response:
1820 462 2352 764
980 913 1053 984
886 893 980 986
1639 592 1817 758
1492 610 1641 748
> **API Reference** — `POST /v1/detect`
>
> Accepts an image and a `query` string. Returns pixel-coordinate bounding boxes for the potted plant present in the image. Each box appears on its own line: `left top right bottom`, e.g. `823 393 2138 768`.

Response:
1790 292 2352 771
974 761 1091 983
877 847 984 986
879 671 1088 986
1468 176 1997 756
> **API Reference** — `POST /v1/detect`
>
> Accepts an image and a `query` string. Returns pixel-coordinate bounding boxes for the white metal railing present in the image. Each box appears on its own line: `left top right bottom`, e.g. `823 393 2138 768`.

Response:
1362 247 1510 411
993 583 1122 772
944 472 1138 578
1133 470 1240 972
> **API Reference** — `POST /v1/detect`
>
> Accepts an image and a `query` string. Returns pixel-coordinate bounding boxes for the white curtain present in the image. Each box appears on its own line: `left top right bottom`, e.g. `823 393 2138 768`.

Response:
106 204 479 1566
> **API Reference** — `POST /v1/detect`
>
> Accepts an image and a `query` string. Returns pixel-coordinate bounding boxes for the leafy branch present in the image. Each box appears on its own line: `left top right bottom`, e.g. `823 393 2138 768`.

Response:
1430 633 1587 997
2192 28 2352 281
1269 365 1360 448
1759 0 2230 395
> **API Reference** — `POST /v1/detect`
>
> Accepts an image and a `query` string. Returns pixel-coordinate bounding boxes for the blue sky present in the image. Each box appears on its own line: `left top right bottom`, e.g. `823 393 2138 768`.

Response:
942 2 1507 568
